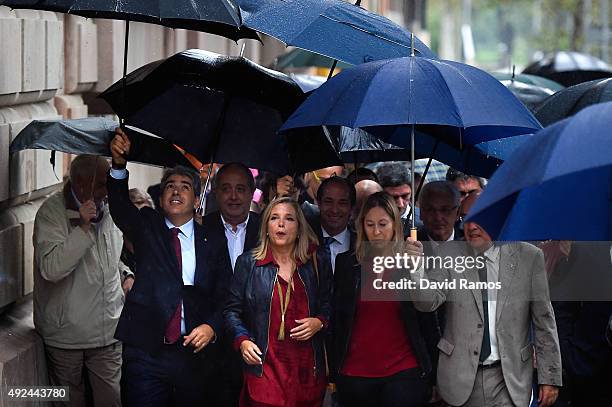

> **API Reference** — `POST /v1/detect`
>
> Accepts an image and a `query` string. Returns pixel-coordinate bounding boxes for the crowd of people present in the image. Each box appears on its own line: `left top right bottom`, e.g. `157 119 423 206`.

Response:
30 128 612 407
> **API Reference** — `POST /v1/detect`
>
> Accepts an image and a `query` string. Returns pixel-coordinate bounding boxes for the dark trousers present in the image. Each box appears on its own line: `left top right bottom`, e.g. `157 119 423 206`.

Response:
336 368 429 407
216 345 243 407
121 343 217 407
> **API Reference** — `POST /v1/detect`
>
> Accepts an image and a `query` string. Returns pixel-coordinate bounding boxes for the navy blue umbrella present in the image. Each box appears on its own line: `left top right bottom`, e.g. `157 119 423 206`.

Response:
465 102 612 241
282 55 540 235
281 56 541 146
238 0 436 66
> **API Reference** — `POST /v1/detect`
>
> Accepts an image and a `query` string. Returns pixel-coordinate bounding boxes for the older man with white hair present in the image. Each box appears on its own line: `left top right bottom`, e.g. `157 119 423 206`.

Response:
33 154 125 407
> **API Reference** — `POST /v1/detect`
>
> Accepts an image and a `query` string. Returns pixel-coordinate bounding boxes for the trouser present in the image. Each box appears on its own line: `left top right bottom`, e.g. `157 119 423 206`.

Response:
336 368 429 407
461 363 514 407
121 343 217 407
45 342 122 407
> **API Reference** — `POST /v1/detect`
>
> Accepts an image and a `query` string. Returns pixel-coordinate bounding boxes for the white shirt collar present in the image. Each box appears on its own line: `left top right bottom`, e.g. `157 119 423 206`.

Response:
483 243 500 262
221 213 249 233
322 227 349 245
428 229 455 244
165 217 194 239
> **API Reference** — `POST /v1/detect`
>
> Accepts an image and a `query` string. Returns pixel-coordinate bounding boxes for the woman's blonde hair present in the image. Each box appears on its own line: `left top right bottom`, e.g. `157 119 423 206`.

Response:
355 191 404 263
253 197 319 264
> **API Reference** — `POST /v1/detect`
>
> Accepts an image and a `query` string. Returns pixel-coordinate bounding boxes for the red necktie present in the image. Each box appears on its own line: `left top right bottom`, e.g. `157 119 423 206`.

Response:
164 228 182 344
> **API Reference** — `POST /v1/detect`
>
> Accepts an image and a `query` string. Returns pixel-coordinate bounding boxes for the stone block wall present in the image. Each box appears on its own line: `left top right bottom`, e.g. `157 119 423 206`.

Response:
0 5 285 398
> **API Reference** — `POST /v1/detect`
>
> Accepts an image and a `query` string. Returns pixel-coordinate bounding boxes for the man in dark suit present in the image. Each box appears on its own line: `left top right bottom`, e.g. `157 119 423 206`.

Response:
418 181 464 255
109 130 227 406
310 176 356 274
201 162 261 407
547 241 612 406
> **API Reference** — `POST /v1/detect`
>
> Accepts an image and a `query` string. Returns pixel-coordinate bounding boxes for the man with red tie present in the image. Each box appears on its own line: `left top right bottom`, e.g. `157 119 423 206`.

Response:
108 129 228 406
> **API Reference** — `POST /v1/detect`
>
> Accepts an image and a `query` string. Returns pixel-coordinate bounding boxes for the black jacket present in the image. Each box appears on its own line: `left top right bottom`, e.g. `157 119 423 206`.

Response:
224 249 333 377
201 211 261 265
331 252 438 382
108 171 229 353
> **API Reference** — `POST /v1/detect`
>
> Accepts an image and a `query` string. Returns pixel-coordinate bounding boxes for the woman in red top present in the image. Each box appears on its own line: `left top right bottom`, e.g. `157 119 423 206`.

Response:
331 192 437 407
224 197 332 407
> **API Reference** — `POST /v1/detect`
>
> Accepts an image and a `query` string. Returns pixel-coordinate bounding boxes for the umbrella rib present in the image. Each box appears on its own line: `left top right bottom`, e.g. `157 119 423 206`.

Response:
319 15 423 51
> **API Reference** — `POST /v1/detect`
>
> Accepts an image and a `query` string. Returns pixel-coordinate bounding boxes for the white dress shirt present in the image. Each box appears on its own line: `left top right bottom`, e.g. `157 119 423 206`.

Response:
221 214 249 271
322 227 351 274
110 167 195 335
428 230 455 250
482 244 501 365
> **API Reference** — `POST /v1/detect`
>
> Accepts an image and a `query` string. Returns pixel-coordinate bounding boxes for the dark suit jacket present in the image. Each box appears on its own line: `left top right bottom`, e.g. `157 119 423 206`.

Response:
551 242 612 378
108 171 228 353
201 211 261 269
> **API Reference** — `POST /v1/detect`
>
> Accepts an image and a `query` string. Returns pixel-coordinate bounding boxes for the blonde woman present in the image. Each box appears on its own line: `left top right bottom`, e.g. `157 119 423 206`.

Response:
331 192 438 407
224 197 332 407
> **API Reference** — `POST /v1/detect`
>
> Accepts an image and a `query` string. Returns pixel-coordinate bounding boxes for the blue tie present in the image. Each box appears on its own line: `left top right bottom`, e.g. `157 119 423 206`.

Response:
323 236 336 266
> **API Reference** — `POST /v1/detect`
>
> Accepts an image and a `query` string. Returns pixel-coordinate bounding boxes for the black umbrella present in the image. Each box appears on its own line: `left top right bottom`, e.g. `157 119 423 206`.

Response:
534 78 612 126
9 117 194 168
289 126 525 179
100 49 324 175
523 51 612 87
1 0 257 41
1 1 258 129
500 80 555 111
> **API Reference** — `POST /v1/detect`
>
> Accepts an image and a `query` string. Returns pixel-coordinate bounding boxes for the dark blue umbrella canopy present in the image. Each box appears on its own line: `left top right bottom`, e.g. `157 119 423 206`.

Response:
465 102 612 241
281 57 542 147
238 0 436 64
1 0 258 41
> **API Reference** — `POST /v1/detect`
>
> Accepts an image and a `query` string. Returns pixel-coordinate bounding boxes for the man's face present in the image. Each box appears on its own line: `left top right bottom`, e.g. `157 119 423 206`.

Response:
384 184 411 216
461 191 491 252
72 161 110 206
420 191 459 241
159 174 198 220
454 178 482 202
215 167 253 223
319 183 352 236
464 221 492 253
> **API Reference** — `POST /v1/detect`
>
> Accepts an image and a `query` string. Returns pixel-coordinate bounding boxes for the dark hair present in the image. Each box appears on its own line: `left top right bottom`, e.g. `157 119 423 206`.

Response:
375 162 411 189
316 176 357 207
445 168 485 188
346 167 379 185
258 172 306 205
161 165 201 197
213 162 255 192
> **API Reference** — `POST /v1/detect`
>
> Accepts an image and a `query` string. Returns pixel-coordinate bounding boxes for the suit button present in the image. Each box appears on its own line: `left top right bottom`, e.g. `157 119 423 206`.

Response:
477 324 483 328
474 351 478 355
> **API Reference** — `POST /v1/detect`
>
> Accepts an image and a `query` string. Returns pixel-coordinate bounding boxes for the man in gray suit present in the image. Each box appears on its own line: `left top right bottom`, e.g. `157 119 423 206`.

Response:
404 194 562 407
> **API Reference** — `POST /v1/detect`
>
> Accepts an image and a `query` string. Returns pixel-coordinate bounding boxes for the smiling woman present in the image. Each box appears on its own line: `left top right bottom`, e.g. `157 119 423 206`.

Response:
224 197 332 407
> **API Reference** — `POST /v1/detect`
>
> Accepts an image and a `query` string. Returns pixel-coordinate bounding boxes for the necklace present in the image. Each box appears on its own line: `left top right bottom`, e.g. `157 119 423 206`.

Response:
277 272 294 341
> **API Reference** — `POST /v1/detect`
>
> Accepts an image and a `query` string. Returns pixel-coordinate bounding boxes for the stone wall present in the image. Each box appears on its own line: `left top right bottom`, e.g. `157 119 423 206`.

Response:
0 6 283 400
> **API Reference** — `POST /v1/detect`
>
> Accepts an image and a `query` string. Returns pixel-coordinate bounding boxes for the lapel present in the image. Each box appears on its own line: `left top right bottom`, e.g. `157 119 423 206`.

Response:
194 222 207 287
245 212 260 251
496 243 518 322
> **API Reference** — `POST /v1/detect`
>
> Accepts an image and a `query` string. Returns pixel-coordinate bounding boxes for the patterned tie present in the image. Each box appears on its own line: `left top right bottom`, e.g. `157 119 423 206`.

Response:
164 228 182 344
478 259 491 362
